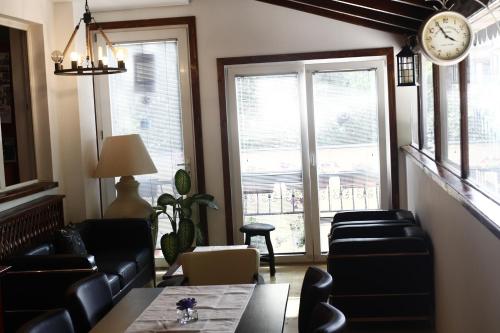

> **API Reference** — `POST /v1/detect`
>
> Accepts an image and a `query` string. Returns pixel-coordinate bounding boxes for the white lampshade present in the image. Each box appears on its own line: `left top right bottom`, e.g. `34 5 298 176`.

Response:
95 134 157 178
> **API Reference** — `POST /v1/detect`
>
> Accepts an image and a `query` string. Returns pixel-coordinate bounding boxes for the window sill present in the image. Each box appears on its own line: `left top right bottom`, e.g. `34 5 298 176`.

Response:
0 181 58 204
402 145 500 238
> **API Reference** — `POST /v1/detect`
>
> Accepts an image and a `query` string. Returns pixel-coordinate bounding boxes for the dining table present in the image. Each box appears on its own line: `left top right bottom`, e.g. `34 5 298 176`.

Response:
90 283 290 333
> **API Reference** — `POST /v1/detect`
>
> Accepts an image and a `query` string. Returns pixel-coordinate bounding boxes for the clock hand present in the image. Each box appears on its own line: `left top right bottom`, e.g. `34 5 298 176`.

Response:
436 22 457 42
436 22 448 37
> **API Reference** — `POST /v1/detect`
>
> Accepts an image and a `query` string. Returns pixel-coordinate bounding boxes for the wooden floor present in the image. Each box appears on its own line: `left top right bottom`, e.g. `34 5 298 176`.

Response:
156 264 435 333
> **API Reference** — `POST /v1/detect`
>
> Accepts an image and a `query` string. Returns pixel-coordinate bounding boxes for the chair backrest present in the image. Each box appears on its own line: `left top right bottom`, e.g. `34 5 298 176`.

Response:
180 248 260 285
308 302 346 333
299 267 333 333
65 273 113 333
17 309 75 333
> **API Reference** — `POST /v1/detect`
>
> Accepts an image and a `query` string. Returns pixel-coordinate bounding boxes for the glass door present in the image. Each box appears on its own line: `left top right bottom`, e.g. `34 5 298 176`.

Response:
226 64 314 261
94 27 196 249
306 61 389 258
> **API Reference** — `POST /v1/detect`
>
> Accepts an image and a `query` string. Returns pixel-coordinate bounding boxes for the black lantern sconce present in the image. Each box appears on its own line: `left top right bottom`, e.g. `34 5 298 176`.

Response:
396 44 419 86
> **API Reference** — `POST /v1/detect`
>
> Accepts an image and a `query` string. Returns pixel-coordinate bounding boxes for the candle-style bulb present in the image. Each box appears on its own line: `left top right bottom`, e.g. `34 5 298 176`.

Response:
116 48 125 61
70 52 79 62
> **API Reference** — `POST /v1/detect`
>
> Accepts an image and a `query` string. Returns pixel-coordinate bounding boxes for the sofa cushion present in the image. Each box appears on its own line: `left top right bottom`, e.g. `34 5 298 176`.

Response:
55 224 88 256
95 256 137 287
105 273 121 296
23 243 55 256
122 248 150 270
93 248 150 271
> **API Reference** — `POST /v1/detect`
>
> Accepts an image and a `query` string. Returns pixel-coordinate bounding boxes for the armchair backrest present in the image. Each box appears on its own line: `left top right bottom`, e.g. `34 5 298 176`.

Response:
299 267 333 333
65 273 113 333
180 248 260 286
308 302 346 333
17 309 75 333
75 218 152 253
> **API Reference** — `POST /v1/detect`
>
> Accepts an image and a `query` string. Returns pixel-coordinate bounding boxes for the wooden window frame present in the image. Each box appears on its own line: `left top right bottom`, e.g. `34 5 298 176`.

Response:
217 47 399 244
412 53 500 237
89 17 208 243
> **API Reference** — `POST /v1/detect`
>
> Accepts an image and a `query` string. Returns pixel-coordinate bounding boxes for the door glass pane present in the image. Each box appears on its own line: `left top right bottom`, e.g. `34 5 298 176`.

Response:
235 74 305 254
468 35 500 201
108 41 184 246
312 70 381 253
422 58 435 153
442 65 461 167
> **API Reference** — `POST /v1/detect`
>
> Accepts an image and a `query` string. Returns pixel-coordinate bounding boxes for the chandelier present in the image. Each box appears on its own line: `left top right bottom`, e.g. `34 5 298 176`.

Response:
51 0 126 76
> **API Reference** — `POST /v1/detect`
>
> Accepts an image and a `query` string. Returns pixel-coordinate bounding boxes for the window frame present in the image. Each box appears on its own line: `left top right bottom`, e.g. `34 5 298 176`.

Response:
89 17 208 242
411 9 500 235
217 47 399 245
0 18 56 202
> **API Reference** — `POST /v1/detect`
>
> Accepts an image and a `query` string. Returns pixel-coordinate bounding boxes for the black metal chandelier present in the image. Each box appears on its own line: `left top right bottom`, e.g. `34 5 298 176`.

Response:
51 0 126 76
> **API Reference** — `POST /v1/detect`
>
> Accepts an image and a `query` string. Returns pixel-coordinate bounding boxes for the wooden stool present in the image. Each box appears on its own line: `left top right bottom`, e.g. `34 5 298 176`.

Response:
239 223 276 276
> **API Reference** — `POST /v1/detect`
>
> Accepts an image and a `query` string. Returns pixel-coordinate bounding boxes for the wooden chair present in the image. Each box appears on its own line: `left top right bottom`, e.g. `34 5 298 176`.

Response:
180 248 260 285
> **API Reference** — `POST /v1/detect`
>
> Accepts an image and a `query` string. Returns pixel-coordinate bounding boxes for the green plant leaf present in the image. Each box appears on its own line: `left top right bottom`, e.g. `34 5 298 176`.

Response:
181 207 192 219
175 169 191 195
177 218 195 253
160 232 179 265
157 193 177 206
191 193 219 209
194 223 205 246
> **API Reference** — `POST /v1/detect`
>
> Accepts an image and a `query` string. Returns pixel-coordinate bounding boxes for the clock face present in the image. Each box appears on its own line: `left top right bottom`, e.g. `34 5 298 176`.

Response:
419 11 473 65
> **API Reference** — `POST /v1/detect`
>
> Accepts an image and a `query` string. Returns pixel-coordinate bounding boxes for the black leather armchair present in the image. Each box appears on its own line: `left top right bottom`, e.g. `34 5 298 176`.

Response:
332 209 415 224
328 224 433 322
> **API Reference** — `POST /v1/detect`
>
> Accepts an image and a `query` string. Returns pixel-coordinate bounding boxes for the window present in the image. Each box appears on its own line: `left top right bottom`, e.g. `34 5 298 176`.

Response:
441 64 461 167
467 26 500 201
0 25 37 189
94 23 202 250
411 5 500 212
421 57 435 153
225 58 390 260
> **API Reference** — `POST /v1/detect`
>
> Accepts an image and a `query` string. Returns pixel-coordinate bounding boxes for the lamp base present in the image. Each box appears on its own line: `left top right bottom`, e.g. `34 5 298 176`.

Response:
104 176 153 219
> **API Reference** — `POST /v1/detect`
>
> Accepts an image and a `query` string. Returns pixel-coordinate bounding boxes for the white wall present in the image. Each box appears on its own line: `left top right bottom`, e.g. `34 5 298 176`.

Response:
406 155 500 333
0 0 62 211
0 0 101 223
92 0 416 244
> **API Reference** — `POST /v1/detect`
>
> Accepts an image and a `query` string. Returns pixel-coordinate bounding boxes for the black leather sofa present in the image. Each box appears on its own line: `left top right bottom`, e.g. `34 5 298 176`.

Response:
327 211 433 323
3 218 154 332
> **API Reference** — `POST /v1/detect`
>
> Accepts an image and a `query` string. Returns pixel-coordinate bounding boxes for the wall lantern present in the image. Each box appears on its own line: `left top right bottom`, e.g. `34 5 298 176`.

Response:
51 0 126 76
396 45 418 86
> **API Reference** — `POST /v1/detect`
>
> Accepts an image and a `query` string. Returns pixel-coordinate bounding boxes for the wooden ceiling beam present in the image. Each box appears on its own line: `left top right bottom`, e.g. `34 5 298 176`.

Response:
330 0 433 21
257 0 418 34
294 0 422 30
391 0 435 10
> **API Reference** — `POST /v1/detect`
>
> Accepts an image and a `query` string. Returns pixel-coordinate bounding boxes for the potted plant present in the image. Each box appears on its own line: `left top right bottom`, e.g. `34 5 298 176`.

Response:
154 169 218 265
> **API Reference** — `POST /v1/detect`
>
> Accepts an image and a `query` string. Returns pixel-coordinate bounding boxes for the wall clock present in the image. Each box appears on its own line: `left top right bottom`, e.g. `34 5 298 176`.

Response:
419 10 474 66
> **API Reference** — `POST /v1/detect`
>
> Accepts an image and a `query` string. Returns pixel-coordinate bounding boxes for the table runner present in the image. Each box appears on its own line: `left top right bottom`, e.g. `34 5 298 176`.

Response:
125 284 255 333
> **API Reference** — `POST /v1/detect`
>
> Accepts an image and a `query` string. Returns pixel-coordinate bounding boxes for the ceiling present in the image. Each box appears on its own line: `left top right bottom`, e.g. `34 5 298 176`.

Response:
256 0 490 35
53 0 190 12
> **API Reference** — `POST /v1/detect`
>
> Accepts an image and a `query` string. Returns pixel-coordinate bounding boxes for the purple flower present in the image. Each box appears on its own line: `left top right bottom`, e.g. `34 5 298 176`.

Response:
176 298 197 310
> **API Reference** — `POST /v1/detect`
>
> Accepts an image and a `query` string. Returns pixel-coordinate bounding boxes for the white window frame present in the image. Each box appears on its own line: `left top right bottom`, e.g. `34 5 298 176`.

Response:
225 57 390 262
93 26 196 209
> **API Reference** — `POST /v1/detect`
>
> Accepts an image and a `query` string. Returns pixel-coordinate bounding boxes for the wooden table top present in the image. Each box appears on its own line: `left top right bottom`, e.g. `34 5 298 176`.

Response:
90 283 290 333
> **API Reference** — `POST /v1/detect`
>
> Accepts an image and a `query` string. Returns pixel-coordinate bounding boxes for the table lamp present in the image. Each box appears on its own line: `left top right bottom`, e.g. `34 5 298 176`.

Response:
95 134 158 218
